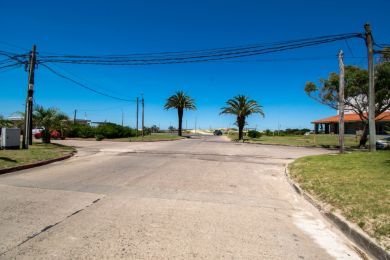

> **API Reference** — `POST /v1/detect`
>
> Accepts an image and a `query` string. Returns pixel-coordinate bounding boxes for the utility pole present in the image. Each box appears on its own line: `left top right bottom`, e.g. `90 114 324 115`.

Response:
121 108 124 126
141 94 144 139
136 97 139 137
195 117 197 134
364 23 376 152
22 45 37 149
73 109 77 124
338 50 345 153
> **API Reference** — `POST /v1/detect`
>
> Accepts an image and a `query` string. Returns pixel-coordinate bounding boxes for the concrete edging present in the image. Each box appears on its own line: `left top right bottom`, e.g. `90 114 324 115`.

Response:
0 151 76 175
284 165 390 260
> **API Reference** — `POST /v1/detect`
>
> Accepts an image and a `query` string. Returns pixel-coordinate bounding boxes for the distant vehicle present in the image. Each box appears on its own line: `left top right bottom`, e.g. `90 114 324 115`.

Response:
376 137 390 149
213 130 223 136
32 128 44 134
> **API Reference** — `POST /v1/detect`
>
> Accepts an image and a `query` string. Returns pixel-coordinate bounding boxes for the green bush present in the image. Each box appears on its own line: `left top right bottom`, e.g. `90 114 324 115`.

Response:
68 124 95 138
143 127 152 136
67 123 138 139
95 123 137 139
247 130 262 138
95 134 104 141
264 129 273 136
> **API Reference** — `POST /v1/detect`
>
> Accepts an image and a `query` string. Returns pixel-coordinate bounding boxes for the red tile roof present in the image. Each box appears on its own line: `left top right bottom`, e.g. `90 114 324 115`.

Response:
312 111 390 124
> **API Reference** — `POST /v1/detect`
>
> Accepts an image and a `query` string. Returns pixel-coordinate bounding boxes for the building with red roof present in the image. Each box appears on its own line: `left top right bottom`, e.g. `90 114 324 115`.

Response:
312 111 390 134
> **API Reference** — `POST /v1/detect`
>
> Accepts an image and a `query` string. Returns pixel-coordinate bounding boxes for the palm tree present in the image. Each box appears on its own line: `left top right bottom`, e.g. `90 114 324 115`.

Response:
33 105 69 143
220 95 264 140
164 91 196 136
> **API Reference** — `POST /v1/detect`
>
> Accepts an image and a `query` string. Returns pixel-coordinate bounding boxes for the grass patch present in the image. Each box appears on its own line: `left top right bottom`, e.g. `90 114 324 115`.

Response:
289 151 390 249
0 143 74 170
227 133 359 148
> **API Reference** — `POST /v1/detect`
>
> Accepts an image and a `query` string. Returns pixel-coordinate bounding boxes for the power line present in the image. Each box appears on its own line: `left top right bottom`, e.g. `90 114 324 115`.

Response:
212 55 365 63
344 39 355 57
48 63 130 98
41 64 136 102
36 33 363 65
0 62 22 70
39 33 362 59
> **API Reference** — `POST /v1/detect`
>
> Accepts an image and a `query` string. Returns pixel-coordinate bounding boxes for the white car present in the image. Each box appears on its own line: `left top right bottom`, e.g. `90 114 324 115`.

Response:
32 128 44 134
376 137 390 149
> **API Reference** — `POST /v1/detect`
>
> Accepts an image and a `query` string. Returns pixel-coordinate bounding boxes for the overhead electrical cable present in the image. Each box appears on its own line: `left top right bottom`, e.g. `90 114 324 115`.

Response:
41 64 136 102
37 33 363 65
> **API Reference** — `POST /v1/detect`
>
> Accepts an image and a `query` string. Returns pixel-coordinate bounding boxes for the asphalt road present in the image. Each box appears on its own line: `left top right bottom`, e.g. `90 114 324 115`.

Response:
0 135 362 259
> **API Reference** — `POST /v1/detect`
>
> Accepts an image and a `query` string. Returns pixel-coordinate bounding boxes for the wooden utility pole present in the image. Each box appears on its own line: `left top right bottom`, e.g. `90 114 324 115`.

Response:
364 23 376 152
141 94 144 139
121 108 124 126
73 109 77 124
22 45 37 149
338 50 345 153
136 97 139 137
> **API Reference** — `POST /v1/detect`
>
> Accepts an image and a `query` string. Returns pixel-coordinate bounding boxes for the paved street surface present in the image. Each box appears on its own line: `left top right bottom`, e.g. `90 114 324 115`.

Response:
0 135 362 259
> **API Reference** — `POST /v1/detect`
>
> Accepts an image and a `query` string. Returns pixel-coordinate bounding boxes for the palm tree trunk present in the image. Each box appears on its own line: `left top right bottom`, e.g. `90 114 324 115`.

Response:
238 126 243 140
237 116 245 140
178 109 183 136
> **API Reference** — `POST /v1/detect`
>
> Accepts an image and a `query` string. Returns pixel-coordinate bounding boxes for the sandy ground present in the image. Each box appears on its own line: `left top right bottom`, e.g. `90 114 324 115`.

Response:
0 135 362 259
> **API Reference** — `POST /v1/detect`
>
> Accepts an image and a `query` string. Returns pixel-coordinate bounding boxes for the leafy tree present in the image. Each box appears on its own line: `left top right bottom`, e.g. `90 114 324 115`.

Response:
33 105 69 143
220 95 265 140
380 47 390 63
150 125 160 133
305 63 390 146
0 115 12 128
164 91 196 136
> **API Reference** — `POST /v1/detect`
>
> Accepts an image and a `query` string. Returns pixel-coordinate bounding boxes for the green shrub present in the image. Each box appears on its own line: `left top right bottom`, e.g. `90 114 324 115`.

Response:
67 124 95 138
143 127 152 136
95 123 137 139
264 129 273 136
66 123 138 139
95 134 104 141
247 130 262 138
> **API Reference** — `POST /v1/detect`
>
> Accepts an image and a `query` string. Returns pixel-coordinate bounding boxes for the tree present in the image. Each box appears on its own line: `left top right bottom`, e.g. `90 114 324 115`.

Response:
164 91 196 136
305 63 390 146
33 105 69 143
0 115 12 128
150 125 160 133
220 95 265 140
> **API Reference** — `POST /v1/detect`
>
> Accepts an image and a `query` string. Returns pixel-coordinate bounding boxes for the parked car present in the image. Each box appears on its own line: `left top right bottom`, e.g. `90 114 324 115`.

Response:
376 137 390 149
213 130 223 136
32 128 44 134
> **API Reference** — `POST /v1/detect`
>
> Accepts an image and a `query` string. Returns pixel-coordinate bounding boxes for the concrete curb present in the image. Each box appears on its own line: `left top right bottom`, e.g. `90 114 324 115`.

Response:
285 165 390 260
0 151 76 175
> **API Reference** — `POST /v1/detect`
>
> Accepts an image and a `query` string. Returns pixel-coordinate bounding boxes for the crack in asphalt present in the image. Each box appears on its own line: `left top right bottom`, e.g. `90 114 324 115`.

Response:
0 198 102 256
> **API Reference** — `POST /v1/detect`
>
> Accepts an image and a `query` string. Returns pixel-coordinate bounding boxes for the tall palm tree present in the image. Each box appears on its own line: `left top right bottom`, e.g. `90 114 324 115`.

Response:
33 105 69 143
164 91 196 136
220 95 264 140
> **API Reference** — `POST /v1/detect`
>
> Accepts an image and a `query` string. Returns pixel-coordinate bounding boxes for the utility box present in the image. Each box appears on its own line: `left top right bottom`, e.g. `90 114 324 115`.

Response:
1 128 21 149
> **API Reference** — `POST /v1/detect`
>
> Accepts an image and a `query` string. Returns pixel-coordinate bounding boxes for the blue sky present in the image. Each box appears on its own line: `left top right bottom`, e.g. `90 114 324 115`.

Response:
1 0 389 130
